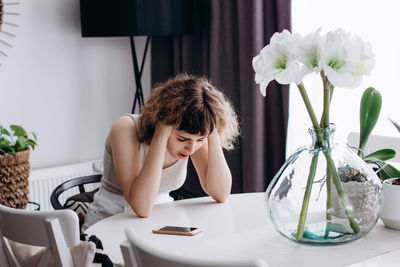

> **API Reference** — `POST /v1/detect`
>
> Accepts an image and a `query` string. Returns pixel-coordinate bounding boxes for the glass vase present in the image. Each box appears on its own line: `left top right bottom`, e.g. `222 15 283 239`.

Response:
266 124 382 244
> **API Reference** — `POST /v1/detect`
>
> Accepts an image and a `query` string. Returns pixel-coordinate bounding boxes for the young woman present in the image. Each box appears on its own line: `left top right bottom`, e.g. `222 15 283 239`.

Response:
82 74 239 231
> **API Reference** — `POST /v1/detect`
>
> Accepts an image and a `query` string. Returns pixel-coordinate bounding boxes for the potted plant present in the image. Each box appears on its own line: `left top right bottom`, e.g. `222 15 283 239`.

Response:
342 87 400 229
379 118 400 229
352 87 400 179
352 88 400 229
328 87 396 230
0 125 37 209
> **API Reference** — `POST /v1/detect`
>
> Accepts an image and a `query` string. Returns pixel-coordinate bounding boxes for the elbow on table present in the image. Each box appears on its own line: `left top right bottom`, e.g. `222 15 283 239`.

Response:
133 206 152 218
137 211 150 218
210 184 231 203
213 193 229 203
130 201 153 218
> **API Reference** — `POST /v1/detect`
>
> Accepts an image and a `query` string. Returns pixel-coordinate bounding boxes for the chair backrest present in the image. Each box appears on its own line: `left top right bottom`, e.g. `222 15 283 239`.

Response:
50 174 102 210
347 132 400 162
0 204 80 267
121 228 269 267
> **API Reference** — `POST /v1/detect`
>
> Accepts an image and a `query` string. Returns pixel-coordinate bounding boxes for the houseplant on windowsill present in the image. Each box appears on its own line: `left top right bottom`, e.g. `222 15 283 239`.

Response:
253 28 382 244
0 125 37 209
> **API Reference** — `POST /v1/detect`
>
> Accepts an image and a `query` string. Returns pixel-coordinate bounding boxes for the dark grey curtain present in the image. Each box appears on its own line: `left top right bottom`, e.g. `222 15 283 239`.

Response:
152 0 291 195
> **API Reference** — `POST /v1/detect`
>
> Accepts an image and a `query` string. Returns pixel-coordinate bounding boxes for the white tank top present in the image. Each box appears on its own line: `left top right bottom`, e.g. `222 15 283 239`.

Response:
100 114 188 200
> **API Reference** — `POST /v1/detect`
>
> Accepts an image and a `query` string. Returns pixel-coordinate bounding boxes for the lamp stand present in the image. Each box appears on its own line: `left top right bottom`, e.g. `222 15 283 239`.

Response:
130 36 150 114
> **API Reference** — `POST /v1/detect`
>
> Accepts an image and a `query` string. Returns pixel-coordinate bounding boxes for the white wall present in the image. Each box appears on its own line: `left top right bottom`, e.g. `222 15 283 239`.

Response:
0 0 151 169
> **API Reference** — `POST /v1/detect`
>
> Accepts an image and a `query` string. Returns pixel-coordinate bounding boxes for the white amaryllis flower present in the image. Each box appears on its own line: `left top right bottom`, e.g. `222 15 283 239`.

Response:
252 30 305 96
320 29 375 88
297 29 323 74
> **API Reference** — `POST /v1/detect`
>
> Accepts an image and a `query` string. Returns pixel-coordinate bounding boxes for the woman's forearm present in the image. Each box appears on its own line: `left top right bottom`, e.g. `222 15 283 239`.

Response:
204 131 232 202
128 127 171 217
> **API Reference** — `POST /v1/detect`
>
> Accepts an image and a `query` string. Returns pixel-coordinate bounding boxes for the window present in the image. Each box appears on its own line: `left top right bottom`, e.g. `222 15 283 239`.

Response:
287 0 400 157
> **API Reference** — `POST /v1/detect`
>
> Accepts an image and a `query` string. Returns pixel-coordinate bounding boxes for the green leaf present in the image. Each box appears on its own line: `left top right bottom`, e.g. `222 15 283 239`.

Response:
10 125 27 138
359 87 382 154
364 158 385 165
388 117 400 134
364 149 396 161
8 147 16 155
0 137 12 148
0 137 12 146
375 162 400 180
15 138 27 151
1 127 11 137
27 139 37 150
31 132 37 141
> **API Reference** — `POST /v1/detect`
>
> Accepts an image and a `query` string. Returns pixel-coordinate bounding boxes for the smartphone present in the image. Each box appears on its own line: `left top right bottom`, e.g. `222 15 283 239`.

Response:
152 226 202 236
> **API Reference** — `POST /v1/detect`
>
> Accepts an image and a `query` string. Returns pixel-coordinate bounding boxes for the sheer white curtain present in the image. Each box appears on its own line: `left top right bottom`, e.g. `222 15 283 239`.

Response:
287 0 400 157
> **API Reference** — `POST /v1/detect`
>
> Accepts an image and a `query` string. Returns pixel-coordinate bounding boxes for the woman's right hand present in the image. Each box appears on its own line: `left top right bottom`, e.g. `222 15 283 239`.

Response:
153 124 173 141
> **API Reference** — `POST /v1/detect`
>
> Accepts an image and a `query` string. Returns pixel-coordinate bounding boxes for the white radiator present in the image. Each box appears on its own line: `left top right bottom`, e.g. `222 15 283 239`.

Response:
28 159 103 211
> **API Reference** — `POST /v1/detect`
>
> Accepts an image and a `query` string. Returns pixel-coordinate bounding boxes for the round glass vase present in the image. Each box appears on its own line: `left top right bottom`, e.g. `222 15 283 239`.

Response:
266 124 382 244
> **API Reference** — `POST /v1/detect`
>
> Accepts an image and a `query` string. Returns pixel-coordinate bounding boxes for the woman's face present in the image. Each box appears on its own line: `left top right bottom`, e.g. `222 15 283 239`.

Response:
167 129 207 160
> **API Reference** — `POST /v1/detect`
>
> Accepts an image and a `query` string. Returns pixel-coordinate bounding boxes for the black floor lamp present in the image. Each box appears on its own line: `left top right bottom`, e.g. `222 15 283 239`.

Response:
79 0 194 114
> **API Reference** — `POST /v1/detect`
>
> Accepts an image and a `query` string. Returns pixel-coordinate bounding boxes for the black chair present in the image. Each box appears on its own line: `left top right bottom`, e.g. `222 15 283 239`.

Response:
169 187 200 201
169 160 205 201
51 174 102 230
50 174 102 210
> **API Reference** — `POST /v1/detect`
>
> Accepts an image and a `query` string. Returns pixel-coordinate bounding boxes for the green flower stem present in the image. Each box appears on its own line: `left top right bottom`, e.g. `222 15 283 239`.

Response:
296 82 360 240
329 85 334 103
320 71 331 128
296 151 319 240
326 166 332 220
324 151 360 233
296 83 323 240
320 71 333 221
297 83 321 130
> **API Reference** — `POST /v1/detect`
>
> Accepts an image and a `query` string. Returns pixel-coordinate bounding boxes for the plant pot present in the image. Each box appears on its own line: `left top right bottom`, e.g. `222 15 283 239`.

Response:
380 177 400 230
266 124 382 244
0 149 30 209
331 180 379 225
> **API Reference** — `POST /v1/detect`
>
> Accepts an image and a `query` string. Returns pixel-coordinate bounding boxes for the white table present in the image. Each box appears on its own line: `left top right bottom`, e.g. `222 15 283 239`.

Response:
86 192 400 266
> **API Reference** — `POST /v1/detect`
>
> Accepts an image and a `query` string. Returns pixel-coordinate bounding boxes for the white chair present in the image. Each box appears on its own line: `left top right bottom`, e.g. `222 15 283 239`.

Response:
347 132 400 162
120 228 269 267
0 204 80 267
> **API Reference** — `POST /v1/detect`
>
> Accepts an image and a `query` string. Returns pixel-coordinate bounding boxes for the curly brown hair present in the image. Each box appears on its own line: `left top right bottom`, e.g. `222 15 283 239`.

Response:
138 74 239 150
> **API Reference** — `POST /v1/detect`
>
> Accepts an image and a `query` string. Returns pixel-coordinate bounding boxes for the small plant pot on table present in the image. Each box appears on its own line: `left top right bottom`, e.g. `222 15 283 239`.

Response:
380 177 400 230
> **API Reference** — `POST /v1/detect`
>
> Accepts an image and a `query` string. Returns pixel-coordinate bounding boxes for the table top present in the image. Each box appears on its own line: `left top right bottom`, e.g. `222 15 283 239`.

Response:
86 192 400 266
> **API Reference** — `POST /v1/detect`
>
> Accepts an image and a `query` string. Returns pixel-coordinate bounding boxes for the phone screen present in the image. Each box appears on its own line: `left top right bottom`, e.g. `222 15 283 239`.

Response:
158 226 197 232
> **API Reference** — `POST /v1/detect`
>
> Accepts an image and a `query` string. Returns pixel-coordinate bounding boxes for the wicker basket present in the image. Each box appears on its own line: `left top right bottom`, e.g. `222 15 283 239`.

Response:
0 149 30 209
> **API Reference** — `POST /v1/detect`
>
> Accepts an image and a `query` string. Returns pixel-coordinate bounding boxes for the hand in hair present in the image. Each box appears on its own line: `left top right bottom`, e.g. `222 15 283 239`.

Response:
153 124 173 141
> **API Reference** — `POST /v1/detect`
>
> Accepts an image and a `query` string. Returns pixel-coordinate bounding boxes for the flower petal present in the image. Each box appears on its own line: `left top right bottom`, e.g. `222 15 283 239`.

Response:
252 30 304 95
320 29 375 88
